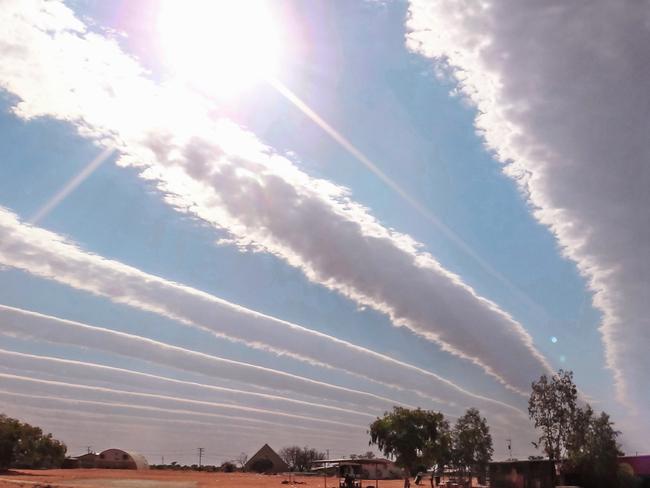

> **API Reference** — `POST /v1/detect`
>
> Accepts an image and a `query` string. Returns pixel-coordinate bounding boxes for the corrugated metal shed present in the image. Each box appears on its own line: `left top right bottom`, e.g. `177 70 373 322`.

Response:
96 449 149 470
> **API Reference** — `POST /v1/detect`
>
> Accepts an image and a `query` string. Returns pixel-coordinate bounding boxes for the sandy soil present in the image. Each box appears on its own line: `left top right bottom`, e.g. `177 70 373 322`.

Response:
0 470 406 488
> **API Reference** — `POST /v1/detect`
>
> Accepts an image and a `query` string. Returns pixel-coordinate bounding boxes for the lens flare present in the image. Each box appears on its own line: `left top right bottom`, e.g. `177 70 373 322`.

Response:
158 0 282 98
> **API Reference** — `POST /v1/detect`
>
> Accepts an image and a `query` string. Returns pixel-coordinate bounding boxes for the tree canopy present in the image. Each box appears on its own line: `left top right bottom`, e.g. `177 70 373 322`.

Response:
528 369 578 461
369 406 450 485
452 408 493 481
0 414 67 470
279 446 325 472
528 370 626 488
566 409 623 488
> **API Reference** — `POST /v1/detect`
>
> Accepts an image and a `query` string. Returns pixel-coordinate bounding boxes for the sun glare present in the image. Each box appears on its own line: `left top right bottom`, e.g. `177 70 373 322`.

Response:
158 0 282 98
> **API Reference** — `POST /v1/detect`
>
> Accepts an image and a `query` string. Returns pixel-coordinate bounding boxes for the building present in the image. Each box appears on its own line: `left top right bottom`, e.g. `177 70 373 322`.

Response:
63 449 149 470
619 455 650 487
62 452 98 469
365 459 403 480
345 458 403 480
96 449 149 470
244 444 289 473
488 459 555 488
312 458 403 481
337 459 402 480
488 455 650 488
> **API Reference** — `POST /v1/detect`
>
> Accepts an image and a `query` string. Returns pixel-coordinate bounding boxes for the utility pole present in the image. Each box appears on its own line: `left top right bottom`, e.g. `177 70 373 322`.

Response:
198 447 205 467
506 439 512 460
86 446 93 454
162 455 165 465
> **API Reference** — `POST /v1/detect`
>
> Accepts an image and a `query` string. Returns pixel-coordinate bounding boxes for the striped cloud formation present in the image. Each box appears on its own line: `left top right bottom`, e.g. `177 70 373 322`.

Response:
0 0 552 398
407 0 650 441
6 0 642 461
0 208 527 419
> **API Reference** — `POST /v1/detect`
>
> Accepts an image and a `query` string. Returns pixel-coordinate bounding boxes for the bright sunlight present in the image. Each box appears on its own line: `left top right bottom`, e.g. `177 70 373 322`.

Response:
158 0 282 97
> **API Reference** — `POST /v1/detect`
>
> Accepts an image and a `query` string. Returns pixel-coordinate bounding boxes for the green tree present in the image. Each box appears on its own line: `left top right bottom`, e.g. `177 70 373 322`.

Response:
0 415 20 471
451 408 493 484
369 407 450 488
567 409 623 488
0 414 66 470
528 369 577 461
529 371 625 487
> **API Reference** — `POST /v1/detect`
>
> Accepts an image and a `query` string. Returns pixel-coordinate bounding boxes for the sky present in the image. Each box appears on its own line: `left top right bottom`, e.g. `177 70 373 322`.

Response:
0 0 648 466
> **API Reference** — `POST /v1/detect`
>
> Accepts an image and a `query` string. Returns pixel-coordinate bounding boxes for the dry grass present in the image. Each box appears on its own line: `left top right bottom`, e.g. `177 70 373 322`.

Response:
0 470 406 488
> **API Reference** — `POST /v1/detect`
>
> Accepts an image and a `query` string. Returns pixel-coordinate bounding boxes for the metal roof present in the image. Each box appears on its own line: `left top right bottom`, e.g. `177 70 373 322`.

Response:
312 458 390 465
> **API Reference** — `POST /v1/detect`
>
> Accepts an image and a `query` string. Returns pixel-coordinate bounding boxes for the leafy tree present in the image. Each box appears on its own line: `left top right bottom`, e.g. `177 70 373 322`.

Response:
566 409 623 488
298 447 325 471
566 403 594 457
0 414 66 470
451 408 493 483
528 369 577 461
529 371 626 487
0 415 20 471
369 407 450 488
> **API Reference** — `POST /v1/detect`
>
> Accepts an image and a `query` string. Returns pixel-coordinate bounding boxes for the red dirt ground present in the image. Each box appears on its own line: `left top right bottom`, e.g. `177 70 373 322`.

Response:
0 470 406 488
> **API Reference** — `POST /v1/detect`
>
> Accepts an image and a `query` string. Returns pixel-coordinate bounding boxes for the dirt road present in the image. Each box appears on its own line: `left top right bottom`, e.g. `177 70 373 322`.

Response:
0 470 405 488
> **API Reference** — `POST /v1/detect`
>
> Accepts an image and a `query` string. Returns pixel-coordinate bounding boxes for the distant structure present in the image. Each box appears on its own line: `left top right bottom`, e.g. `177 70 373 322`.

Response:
63 449 149 470
244 444 289 473
617 455 650 486
488 455 650 487
488 459 555 488
312 458 403 480
72 452 100 469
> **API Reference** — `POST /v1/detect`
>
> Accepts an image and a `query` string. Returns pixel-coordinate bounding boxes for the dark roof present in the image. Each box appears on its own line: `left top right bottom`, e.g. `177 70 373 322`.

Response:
312 458 390 465
244 443 289 472
489 459 554 465
75 453 98 459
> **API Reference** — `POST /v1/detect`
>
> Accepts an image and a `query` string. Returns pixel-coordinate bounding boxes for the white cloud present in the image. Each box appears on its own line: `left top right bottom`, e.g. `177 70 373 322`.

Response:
0 304 400 411
0 348 375 422
406 0 650 442
0 208 527 418
0 388 357 439
0 0 553 395
0 372 364 430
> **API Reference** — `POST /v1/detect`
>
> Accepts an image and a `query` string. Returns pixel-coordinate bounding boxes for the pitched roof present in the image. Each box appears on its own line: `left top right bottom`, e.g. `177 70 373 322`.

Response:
244 444 289 473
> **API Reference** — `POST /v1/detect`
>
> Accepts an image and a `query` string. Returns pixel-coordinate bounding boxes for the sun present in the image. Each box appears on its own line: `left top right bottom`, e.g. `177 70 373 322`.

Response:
158 0 282 98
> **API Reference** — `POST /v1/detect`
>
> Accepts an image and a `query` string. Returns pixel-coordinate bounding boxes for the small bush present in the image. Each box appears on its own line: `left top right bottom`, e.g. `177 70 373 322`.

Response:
221 461 237 472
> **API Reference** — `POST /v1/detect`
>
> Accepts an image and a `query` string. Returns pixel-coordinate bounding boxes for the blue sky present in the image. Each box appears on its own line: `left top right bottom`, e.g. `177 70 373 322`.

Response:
0 0 647 465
